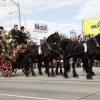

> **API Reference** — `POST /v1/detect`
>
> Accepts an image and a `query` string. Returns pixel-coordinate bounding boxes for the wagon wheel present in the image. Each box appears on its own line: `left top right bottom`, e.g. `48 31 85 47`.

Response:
1 60 12 77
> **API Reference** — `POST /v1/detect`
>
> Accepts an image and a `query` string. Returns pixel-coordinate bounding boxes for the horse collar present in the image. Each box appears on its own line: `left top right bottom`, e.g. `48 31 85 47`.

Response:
93 38 100 47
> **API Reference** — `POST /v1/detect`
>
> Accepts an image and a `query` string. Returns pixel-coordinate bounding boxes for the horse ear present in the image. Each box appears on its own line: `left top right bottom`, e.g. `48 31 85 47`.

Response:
55 31 56 34
57 31 58 34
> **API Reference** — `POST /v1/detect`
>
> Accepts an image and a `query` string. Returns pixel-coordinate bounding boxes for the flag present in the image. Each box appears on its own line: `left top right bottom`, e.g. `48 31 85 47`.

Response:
69 30 77 37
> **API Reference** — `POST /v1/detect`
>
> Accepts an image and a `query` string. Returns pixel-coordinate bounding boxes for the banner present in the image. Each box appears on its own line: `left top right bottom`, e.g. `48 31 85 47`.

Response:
83 18 100 35
33 22 48 33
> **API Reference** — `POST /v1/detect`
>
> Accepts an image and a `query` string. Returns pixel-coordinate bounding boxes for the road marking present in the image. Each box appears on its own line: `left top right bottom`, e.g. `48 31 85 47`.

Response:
0 78 100 82
0 94 59 100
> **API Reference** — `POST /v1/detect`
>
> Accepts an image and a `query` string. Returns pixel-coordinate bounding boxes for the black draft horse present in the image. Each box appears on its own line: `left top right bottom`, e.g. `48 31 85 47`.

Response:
61 35 100 79
41 32 61 77
23 44 39 77
35 41 64 76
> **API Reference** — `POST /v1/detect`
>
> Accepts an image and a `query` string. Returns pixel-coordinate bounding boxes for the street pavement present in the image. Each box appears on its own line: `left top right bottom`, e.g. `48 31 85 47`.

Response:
0 67 100 100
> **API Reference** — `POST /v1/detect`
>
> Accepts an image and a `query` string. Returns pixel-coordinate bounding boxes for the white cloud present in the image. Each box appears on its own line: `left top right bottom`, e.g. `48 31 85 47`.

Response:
0 0 86 18
18 0 85 9
75 0 100 20
38 0 85 10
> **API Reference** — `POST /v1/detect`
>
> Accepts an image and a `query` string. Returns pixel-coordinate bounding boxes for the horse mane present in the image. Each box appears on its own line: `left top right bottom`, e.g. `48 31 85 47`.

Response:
95 34 100 42
60 38 72 51
60 38 72 44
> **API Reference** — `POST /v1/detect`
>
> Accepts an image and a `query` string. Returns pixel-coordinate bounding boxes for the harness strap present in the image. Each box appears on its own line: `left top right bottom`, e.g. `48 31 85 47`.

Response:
42 42 60 56
45 42 52 50
41 42 52 53
93 38 100 47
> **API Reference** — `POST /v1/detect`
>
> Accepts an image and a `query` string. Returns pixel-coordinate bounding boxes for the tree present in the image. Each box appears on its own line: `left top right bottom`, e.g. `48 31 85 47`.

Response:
59 33 67 40
43 37 47 40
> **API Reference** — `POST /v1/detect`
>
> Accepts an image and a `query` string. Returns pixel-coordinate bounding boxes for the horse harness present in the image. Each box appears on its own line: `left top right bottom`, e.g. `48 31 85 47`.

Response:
65 37 100 58
42 41 61 56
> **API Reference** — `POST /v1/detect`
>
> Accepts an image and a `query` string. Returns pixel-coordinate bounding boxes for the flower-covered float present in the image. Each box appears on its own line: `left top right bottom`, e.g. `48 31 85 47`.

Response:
0 30 34 77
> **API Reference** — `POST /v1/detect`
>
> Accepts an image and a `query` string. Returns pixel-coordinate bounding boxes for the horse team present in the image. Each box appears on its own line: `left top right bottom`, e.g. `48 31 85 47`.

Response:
23 32 100 80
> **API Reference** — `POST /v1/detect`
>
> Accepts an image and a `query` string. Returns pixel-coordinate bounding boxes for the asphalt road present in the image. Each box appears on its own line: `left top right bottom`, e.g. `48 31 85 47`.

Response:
0 67 100 100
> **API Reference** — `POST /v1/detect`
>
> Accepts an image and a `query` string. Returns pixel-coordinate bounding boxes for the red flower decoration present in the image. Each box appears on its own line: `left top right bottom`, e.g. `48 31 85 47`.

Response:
0 40 2 44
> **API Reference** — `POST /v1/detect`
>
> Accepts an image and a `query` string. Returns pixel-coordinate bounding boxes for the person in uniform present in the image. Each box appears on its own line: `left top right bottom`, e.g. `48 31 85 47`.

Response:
0 26 4 39
11 24 21 44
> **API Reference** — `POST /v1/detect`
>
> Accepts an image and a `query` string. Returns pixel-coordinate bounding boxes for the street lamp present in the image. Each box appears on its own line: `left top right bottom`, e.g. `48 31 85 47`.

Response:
8 14 12 28
10 0 21 28
9 12 26 30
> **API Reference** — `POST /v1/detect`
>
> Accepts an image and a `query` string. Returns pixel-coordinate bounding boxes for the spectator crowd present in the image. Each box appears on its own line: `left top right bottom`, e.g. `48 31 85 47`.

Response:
70 34 94 43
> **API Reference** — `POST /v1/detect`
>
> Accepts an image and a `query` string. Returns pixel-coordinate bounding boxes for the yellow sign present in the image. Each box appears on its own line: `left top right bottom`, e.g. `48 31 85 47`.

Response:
83 18 100 35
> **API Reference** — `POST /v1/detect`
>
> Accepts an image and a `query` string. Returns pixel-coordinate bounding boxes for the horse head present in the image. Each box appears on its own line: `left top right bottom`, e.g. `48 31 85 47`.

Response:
87 34 100 48
95 33 100 44
46 31 61 47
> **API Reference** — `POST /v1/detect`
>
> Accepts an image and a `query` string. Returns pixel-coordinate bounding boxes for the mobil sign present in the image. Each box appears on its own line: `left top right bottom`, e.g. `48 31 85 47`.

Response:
33 22 48 33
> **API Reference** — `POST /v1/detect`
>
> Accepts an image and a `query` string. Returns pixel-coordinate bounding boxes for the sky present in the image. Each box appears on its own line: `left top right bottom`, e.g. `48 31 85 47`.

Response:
0 0 100 41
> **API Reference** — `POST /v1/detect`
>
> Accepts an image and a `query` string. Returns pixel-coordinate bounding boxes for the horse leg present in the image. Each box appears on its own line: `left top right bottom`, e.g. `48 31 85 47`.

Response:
82 59 93 79
51 60 56 77
12 67 14 74
64 58 69 78
72 59 79 78
55 61 59 75
44 62 47 74
46 61 51 77
38 62 43 76
60 61 63 75
89 58 95 76
13 68 17 74
31 62 36 77
23 59 30 77
91 68 95 76
56 60 63 75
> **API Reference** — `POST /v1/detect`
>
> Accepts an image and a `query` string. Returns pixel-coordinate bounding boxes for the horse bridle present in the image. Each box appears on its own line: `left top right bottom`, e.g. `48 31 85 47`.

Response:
41 41 61 57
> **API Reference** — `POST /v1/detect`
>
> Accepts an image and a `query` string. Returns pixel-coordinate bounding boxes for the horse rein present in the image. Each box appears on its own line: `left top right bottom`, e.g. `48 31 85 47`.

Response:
41 41 61 57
